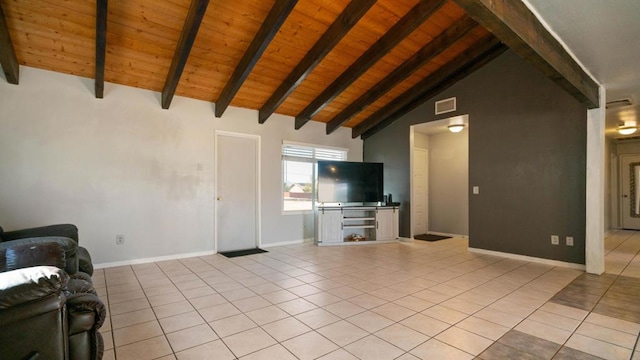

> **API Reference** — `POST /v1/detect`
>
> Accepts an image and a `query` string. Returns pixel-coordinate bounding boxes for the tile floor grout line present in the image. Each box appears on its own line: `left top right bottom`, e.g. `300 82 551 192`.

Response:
135 264 177 360
148 261 242 359
614 242 640 278
422 263 574 359
133 262 217 358
340 252 575 358
534 270 637 360
604 231 637 256
172 256 310 359
106 265 147 360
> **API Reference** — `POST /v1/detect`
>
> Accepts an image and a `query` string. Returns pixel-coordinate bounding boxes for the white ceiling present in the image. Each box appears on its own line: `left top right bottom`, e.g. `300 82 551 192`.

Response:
525 0 640 137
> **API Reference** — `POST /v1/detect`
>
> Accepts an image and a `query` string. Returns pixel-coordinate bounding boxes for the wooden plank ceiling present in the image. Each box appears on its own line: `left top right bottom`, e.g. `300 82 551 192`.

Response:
0 0 598 138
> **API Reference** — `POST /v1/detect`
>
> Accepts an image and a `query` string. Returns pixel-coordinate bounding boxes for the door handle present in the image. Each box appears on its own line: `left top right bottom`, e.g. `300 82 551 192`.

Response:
623 195 629 198
217 196 223 201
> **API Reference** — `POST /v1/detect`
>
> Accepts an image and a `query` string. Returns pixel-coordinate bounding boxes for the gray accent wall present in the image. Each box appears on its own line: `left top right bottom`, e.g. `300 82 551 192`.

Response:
364 50 587 264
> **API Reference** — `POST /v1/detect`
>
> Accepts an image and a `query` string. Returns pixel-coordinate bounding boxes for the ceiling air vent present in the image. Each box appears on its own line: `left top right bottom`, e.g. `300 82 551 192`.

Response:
435 97 456 115
606 98 633 109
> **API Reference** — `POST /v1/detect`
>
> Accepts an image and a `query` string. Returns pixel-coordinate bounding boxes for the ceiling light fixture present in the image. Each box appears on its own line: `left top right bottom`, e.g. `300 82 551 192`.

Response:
618 120 638 135
448 124 465 133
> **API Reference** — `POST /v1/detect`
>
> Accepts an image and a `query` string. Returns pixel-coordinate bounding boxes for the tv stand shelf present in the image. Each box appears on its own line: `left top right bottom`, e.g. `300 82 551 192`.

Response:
315 205 399 246
343 225 375 229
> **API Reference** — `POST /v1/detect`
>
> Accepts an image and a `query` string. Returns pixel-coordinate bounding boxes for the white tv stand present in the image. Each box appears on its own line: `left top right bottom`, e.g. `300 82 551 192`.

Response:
315 205 399 246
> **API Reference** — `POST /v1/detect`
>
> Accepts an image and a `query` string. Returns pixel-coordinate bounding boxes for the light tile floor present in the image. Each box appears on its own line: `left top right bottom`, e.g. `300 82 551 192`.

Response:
93 233 640 360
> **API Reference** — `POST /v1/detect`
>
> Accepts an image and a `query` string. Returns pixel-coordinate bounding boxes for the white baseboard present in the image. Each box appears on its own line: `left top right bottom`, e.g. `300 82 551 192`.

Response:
95 238 316 268
260 238 313 248
468 247 586 270
94 250 216 269
425 231 468 239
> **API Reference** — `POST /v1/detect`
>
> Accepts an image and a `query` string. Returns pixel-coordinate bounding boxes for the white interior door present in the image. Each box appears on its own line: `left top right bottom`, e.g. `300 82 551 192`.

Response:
620 154 640 230
413 148 428 235
215 131 260 252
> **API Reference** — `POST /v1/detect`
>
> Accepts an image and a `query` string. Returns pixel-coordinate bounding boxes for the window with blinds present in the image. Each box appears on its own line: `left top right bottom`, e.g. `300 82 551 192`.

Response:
282 142 347 212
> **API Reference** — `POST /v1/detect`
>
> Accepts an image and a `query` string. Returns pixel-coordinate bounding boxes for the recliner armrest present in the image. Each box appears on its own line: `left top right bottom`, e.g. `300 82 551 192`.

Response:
0 266 67 309
67 292 107 334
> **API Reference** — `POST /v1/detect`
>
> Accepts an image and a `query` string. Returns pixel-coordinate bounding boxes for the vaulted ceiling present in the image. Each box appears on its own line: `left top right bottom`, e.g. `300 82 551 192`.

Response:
0 0 598 139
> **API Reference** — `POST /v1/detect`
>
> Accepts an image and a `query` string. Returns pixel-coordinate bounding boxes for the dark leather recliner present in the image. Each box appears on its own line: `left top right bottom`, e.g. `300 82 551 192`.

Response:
0 242 106 360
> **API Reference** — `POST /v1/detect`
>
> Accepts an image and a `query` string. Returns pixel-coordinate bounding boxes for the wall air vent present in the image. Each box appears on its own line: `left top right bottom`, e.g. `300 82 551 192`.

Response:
435 97 456 115
606 98 633 109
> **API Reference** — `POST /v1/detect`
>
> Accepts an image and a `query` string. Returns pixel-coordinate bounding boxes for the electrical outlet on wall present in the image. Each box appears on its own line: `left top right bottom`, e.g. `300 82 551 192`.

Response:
566 236 574 246
551 235 559 245
116 235 125 245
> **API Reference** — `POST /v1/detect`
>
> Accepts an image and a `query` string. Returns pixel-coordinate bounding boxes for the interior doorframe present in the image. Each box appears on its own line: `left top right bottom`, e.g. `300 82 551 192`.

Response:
409 114 469 239
214 130 262 253
409 127 415 239
412 147 429 237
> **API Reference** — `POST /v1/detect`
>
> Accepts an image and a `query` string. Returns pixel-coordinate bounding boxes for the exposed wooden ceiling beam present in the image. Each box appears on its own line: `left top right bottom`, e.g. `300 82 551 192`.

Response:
353 35 506 138
294 0 447 130
215 0 297 118
326 16 477 135
94 0 108 98
258 0 377 124
453 0 599 108
0 3 19 85
161 0 210 109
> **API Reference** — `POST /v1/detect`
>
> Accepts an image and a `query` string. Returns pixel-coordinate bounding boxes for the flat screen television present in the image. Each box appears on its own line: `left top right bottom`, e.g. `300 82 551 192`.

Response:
317 161 383 204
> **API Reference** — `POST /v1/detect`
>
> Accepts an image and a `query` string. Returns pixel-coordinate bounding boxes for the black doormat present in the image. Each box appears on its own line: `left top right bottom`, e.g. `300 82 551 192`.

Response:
414 234 451 242
219 248 268 258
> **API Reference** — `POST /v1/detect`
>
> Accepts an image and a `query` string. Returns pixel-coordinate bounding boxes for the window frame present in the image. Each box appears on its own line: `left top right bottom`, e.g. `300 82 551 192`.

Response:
281 141 348 215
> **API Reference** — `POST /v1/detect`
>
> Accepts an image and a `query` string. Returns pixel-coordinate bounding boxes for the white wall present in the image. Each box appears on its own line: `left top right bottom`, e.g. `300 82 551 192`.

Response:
0 67 362 265
428 129 469 235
